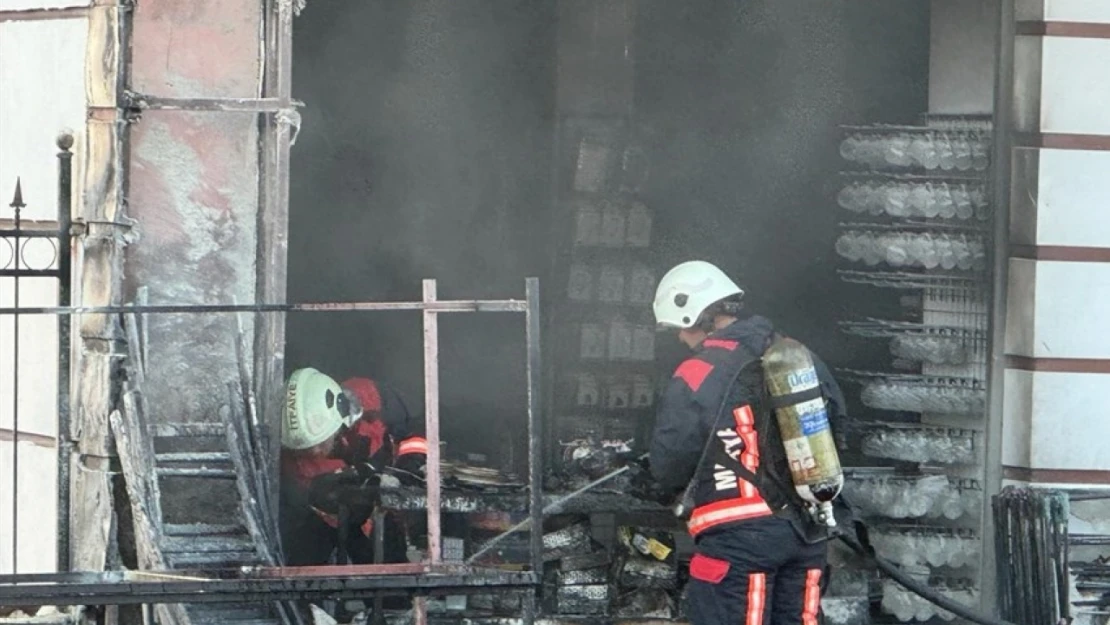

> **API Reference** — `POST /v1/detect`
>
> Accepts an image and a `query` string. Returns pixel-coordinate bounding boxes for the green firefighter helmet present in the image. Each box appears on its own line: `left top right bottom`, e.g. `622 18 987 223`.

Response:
281 367 345 450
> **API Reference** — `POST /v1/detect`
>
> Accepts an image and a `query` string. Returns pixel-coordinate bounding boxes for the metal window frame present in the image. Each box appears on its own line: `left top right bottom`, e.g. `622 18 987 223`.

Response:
979 0 1016 616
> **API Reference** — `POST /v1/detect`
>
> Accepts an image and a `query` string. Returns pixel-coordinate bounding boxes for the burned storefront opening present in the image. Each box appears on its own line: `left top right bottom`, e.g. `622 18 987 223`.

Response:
2 1 1107 625
280 1 1001 623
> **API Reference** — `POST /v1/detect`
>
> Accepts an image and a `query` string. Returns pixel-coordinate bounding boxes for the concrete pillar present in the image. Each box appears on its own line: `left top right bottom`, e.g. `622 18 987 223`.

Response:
1002 1 1110 488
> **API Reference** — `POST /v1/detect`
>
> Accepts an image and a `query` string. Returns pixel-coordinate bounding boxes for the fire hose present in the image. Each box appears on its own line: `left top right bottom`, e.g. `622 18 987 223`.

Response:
468 464 1018 625
465 347 1021 625
465 465 632 564
830 500 1019 625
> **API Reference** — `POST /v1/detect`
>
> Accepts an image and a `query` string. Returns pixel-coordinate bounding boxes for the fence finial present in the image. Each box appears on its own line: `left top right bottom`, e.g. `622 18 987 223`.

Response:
10 177 25 209
57 131 75 152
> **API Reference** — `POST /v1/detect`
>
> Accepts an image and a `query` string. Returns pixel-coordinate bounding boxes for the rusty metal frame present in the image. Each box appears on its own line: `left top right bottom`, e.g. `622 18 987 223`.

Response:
0 278 544 617
980 0 1016 616
122 92 304 113
0 565 538 606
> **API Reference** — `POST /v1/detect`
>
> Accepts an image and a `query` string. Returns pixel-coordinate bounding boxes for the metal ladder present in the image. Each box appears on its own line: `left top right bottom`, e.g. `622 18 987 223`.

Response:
112 313 300 625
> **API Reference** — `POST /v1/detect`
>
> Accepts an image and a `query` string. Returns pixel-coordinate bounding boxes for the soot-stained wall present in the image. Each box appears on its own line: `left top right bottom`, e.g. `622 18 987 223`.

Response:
287 1 556 458
634 0 931 392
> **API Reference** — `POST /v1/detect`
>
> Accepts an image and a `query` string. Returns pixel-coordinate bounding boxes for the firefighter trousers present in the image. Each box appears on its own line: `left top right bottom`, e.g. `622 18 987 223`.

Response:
686 516 828 625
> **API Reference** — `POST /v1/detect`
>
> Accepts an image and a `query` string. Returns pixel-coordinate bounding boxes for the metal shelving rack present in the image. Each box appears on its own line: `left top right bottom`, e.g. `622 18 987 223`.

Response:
835 114 995 623
548 117 660 464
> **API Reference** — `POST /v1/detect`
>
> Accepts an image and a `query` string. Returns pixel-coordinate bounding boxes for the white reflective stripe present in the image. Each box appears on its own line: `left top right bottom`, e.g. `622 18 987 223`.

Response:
686 501 773 535
747 572 767 625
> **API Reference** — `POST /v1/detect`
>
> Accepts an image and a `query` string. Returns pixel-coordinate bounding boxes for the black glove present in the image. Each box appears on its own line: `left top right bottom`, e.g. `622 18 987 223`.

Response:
351 462 382 483
394 452 426 479
356 462 404 490
385 465 425 487
308 466 386 514
624 454 672 506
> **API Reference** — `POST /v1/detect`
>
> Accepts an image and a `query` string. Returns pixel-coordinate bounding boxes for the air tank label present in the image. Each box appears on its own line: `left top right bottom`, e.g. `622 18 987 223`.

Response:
799 410 830 436
783 437 816 472
786 368 819 392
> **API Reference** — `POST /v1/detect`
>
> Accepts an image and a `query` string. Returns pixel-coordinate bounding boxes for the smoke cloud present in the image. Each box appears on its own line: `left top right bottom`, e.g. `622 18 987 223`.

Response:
287 0 930 461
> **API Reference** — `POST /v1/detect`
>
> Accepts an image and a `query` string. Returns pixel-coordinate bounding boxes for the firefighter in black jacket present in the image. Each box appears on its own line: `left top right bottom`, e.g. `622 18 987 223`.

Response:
649 260 848 625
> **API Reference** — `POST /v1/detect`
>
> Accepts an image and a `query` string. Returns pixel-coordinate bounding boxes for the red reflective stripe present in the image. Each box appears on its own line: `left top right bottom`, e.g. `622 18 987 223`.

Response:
687 499 773 536
397 438 429 457
803 568 822 625
734 404 754 427
702 339 739 351
747 572 767 625
674 359 714 392
739 476 758 499
733 405 760 499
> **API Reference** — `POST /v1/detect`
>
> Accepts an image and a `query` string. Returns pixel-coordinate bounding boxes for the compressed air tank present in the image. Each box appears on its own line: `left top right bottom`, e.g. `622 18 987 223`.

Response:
762 336 844 526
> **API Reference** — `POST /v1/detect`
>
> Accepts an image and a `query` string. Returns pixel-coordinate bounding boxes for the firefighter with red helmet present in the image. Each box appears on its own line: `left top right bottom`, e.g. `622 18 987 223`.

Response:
648 261 848 625
278 368 428 566
337 376 429 483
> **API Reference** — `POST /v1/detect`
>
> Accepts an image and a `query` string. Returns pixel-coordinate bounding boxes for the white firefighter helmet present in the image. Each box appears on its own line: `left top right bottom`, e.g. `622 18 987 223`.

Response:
653 260 744 329
281 367 345 450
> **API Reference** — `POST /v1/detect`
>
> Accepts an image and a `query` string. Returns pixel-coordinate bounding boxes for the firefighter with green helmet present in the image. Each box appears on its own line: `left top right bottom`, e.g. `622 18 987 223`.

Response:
278 367 402 566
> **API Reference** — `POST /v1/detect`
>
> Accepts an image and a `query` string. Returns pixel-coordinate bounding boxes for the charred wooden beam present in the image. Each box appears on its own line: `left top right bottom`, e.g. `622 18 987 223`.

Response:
110 402 190 625
220 398 276 562
256 0 295 551
221 393 298 625
122 92 304 113
70 0 134 582
0 299 531 316
0 6 88 22
232 309 280 554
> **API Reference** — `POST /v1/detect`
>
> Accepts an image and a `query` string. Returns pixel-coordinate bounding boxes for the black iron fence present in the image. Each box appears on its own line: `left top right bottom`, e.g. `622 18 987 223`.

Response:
993 487 1071 625
0 134 74 574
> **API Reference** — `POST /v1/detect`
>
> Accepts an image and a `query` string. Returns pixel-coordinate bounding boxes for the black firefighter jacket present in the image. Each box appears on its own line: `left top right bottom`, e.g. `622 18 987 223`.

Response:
649 314 847 537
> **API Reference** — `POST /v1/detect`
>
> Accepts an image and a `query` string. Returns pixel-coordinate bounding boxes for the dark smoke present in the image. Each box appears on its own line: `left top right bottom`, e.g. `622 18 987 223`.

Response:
287 0 929 461
288 0 555 458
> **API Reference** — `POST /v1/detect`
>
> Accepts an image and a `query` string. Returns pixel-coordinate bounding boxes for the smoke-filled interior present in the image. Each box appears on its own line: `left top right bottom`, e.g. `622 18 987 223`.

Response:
286 0 933 467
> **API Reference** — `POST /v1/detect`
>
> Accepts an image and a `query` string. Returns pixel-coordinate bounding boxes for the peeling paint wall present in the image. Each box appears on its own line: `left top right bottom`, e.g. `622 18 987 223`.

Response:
124 0 263 522
127 112 259 423
125 0 261 424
